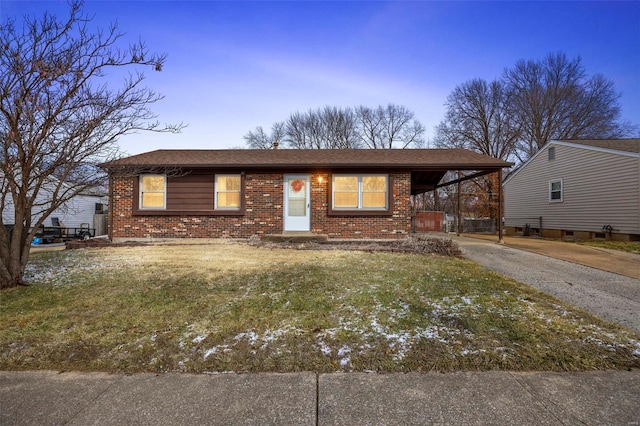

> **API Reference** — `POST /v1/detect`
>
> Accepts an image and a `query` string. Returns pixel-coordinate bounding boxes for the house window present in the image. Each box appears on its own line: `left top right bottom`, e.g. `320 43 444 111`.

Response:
140 175 166 209
548 147 556 161
549 179 563 202
333 175 388 210
215 175 241 210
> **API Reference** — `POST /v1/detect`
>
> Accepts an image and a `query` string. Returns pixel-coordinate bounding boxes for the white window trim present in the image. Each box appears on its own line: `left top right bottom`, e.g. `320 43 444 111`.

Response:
549 178 563 203
332 174 388 210
215 174 242 210
139 174 166 210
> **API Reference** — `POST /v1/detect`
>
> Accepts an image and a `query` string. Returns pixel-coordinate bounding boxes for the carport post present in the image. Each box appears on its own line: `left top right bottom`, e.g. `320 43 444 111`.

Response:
456 171 462 236
498 169 504 244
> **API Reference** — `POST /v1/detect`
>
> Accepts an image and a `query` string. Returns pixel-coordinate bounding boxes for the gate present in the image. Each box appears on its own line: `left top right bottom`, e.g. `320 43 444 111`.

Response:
414 211 445 232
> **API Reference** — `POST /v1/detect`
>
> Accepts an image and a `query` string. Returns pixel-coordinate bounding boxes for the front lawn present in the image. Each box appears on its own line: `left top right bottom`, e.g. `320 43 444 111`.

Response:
1 241 638 373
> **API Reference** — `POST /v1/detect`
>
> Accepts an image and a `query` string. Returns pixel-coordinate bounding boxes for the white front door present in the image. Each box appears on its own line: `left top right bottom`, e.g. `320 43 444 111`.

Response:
283 175 311 232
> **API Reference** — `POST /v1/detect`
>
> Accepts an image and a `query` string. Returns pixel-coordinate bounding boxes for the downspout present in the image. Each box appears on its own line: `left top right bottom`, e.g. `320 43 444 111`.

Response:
108 172 114 241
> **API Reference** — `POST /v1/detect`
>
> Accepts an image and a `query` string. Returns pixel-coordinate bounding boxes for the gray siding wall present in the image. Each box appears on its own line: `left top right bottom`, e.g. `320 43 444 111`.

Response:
2 192 107 230
46 194 107 229
504 144 640 235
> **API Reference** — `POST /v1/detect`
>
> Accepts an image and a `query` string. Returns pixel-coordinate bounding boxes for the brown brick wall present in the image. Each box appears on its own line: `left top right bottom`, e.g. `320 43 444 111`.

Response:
111 172 412 239
310 172 412 238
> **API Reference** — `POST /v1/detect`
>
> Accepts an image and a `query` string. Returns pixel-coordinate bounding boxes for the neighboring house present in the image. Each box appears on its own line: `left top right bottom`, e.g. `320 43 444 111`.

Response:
504 139 640 241
2 185 108 231
103 149 511 240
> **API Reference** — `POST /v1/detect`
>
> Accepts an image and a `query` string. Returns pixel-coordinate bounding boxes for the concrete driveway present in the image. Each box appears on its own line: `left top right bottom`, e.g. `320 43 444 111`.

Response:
451 235 640 334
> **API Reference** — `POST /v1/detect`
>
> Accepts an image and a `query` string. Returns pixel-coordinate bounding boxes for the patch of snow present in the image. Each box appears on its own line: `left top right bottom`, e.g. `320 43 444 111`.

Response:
203 348 218 360
337 345 351 357
460 349 486 356
192 334 208 344
337 345 352 367
234 331 259 346
318 341 332 355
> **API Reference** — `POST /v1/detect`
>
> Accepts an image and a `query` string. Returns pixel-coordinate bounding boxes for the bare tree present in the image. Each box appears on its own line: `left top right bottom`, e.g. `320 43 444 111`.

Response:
284 111 311 148
303 110 326 149
281 107 360 149
243 122 285 149
434 79 519 160
504 52 634 161
355 104 425 149
0 1 183 289
354 105 384 149
322 106 359 149
433 79 518 223
249 104 424 150
379 104 425 149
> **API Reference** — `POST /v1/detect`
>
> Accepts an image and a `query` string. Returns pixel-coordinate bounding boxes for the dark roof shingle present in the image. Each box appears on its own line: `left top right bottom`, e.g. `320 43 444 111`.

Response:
103 148 512 170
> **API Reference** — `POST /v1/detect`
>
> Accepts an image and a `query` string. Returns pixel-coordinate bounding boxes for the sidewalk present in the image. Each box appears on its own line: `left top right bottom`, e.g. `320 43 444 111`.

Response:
2 370 639 425
463 234 640 279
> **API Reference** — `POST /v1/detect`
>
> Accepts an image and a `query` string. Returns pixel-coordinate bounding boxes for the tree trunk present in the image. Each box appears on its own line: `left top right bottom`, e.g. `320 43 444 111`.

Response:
0 218 31 289
1 246 27 289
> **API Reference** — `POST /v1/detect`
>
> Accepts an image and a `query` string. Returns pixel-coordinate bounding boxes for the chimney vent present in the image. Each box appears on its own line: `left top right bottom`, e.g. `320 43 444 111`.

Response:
273 141 279 149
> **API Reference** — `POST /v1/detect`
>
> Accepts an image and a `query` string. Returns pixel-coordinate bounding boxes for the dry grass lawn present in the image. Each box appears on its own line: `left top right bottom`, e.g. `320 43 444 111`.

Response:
580 240 640 254
1 240 639 373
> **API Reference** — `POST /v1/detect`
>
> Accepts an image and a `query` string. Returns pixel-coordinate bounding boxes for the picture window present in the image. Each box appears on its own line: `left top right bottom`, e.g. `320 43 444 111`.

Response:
332 175 388 210
140 175 166 209
215 175 241 210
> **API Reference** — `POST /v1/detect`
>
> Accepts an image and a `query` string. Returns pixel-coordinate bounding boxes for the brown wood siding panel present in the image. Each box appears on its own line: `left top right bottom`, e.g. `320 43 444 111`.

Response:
168 192 214 199
167 184 213 191
166 175 214 210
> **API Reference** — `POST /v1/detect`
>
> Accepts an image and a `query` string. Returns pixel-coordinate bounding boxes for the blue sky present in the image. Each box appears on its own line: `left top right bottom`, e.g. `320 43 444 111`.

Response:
2 1 639 155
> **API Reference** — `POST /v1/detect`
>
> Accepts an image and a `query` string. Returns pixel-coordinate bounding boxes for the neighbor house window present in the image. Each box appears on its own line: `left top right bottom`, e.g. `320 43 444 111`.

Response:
215 175 241 210
332 175 388 210
549 179 563 202
139 175 166 209
548 147 556 161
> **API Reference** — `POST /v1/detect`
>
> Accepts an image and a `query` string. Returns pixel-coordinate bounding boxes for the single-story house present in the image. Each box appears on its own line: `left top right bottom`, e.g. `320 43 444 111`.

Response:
503 139 640 241
103 149 512 240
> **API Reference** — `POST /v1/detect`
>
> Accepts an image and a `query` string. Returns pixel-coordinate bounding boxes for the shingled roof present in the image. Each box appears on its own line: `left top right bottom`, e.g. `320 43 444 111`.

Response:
556 139 640 154
103 148 512 170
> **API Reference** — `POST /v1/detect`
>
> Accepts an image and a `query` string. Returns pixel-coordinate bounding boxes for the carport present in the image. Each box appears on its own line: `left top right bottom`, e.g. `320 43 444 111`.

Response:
409 153 513 242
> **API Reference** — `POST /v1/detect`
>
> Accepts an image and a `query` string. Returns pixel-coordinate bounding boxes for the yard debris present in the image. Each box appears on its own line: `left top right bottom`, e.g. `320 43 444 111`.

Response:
249 235 463 257
64 235 460 256
65 238 148 249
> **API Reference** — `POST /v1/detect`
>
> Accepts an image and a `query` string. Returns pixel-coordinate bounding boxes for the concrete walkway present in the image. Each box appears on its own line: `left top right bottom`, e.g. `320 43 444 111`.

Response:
452 235 640 333
2 370 639 425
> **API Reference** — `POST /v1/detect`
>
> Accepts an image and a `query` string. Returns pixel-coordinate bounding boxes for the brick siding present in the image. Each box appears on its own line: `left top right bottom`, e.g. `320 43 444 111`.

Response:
111 172 412 239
